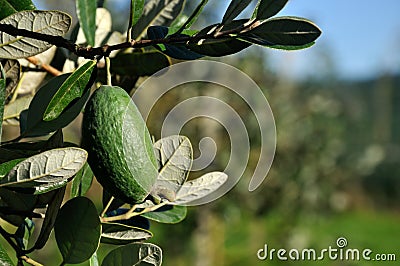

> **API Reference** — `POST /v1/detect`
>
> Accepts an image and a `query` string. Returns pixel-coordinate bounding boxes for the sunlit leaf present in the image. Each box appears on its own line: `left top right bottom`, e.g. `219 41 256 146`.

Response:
101 243 162 266
14 218 34 250
222 0 252 24
0 147 87 189
0 10 71 59
101 222 152 245
1 59 20 101
0 0 36 20
172 172 228 205
130 0 145 28
55 197 101 264
176 0 208 33
0 158 24 179
254 0 288 20
240 16 322 47
71 162 93 198
131 0 185 40
0 242 13 266
76 0 96 46
43 60 96 121
0 62 5 139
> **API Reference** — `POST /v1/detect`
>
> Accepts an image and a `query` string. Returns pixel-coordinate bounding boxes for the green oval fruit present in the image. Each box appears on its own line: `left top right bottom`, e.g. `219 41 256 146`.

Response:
82 85 157 203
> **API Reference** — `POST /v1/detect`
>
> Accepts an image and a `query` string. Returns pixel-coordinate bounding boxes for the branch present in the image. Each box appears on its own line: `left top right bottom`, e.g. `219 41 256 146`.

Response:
26 56 62 76
0 23 248 59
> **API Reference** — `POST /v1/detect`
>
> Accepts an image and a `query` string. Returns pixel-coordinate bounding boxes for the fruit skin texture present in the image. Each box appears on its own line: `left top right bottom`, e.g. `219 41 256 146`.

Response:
82 85 157 203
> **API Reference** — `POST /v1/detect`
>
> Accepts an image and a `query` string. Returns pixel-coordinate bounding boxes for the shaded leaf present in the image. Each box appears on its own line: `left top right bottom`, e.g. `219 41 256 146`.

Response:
142 205 186 224
172 172 228 205
0 187 37 226
2 95 31 121
101 222 152 245
71 162 93 198
255 0 288 20
1 59 20 101
222 0 252 24
22 73 91 137
0 62 4 139
76 0 96 46
152 135 192 200
131 0 185 40
0 158 24 179
0 10 71 59
43 60 96 121
240 16 322 47
0 242 13 266
0 147 87 188
101 243 162 266
34 186 65 249
14 218 34 250
111 49 171 77
55 197 101 264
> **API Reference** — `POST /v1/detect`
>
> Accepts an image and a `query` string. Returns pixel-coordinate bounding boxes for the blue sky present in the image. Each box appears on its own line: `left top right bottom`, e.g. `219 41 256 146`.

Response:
255 0 400 80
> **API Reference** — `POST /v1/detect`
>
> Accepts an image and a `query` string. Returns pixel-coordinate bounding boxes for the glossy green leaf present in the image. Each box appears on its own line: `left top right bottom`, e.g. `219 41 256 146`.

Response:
76 0 96 46
0 242 13 266
131 0 185 40
0 10 71 59
0 62 4 140
0 147 87 189
71 162 93 198
151 135 192 200
101 243 162 266
90 252 99 266
43 60 96 121
1 59 20 102
0 0 36 20
142 205 186 224
15 218 34 250
101 222 152 245
130 0 145 28
240 16 322 46
254 0 288 20
55 197 101 264
222 0 252 24
34 187 65 249
172 172 228 205
111 49 171 77
0 158 24 179
22 73 91 137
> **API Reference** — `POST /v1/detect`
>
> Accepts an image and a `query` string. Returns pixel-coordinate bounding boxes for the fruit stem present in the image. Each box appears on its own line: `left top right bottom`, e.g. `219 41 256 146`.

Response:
100 196 114 217
105 57 112 86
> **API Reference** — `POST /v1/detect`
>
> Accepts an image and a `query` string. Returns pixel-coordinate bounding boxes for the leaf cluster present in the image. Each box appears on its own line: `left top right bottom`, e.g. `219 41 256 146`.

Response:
0 0 321 265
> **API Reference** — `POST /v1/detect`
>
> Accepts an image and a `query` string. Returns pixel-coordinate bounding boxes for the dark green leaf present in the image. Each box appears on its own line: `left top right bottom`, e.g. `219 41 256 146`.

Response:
2 95 31 121
175 0 208 33
131 0 186 40
34 187 65 249
130 0 145 28
101 243 162 266
240 16 321 46
111 49 171 77
22 73 92 137
101 222 152 245
0 188 37 226
0 62 5 140
0 242 13 266
0 10 71 59
222 0 252 24
43 60 96 121
0 158 24 179
0 147 87 189
15 218 34 250
255 0 288 20
71 162 93 198
0 0 36 20
142 205 186 224
55 197 101 264
76 0 96 46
